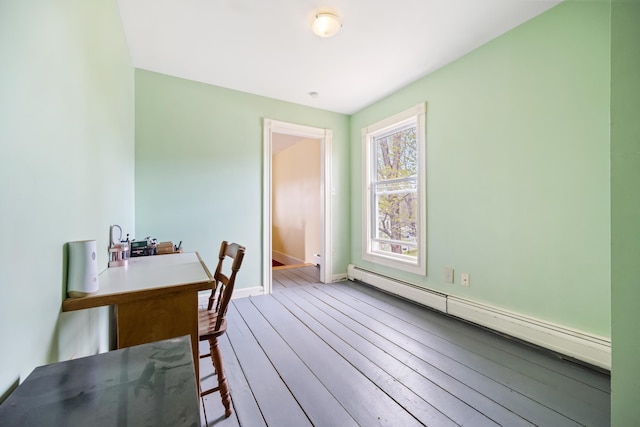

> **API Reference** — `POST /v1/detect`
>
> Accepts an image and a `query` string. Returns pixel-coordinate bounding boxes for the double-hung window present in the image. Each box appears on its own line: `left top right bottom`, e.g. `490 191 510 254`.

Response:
362 104 426 275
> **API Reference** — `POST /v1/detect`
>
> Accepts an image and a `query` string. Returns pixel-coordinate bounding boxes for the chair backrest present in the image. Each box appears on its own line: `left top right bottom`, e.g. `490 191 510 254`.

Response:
207 241 245 330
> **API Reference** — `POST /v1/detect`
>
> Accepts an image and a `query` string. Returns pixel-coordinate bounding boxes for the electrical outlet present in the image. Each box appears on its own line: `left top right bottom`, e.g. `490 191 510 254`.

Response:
461 273 470 287
444 267 454 284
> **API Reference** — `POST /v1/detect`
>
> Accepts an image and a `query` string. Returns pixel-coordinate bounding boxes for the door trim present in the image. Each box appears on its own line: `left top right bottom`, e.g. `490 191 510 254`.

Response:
263 119 333 293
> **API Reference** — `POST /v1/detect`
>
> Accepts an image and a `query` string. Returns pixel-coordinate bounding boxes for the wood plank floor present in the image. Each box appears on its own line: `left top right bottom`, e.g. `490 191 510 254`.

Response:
199 267 610 426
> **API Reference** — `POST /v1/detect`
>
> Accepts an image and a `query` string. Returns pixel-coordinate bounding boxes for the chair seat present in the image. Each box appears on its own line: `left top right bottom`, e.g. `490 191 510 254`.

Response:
198 308 227 340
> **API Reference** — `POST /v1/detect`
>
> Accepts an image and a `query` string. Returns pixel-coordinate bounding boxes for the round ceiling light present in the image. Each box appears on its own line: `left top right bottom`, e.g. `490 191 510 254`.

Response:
311 13 342 38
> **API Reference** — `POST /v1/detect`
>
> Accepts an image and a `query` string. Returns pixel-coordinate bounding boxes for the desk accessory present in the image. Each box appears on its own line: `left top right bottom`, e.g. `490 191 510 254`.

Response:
67 240 99 297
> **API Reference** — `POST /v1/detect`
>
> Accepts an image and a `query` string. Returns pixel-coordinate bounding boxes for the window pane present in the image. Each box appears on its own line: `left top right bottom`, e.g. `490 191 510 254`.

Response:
374 190 417 257
372 124 418 258
375 126 417 182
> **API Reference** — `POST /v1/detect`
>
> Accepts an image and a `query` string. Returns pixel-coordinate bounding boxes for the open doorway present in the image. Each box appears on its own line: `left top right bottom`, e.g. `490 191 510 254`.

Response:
262 119 333 294
271 134 321 268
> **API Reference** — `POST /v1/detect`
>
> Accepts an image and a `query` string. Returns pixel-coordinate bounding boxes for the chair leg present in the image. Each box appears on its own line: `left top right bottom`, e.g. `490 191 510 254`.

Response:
209 337 232 418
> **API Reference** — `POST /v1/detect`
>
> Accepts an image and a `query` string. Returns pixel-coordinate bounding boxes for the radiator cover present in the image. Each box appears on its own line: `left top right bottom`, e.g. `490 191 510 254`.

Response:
347 264 611 370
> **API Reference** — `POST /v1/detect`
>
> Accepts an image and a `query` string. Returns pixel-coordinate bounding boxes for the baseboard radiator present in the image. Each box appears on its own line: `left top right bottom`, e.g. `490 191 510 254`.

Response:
347 264 611 371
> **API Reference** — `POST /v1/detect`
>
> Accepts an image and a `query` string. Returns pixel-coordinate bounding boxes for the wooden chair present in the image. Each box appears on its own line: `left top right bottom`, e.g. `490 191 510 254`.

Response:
198 241 245 418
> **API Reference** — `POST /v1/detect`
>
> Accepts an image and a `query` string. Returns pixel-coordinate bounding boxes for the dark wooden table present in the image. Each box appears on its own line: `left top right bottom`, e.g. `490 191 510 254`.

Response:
0 336 201 427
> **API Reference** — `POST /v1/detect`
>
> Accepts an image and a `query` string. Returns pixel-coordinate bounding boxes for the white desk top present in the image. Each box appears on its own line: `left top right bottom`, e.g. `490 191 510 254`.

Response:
99 252 210 293
62 252 212 311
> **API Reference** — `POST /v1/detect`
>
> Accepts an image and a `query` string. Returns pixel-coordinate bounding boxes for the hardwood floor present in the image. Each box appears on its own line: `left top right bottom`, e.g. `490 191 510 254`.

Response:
271 264 320 290
199 268 610 426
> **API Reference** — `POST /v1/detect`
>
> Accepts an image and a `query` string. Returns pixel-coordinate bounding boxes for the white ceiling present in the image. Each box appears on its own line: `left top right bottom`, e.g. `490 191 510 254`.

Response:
118 0 560 115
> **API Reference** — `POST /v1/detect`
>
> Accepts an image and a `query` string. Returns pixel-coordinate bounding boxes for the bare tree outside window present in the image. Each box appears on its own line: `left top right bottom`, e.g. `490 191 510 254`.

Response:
372 125 418 257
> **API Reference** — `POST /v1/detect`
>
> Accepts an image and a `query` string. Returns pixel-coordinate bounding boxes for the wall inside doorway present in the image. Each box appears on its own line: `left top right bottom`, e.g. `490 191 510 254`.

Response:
272 138 321 265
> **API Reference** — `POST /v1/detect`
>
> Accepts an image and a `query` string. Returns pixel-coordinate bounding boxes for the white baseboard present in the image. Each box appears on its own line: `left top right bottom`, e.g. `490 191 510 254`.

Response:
346 264 611 371
332 273 348 282
198 286 265 308
233 286 265 299
272 250 305 266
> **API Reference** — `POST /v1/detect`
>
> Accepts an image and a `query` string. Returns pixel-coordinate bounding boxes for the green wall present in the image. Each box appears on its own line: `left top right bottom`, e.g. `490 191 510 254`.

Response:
134 70 350 287
0 0 134 398
350 1 611 337
1 2 627 423
611 0 640 424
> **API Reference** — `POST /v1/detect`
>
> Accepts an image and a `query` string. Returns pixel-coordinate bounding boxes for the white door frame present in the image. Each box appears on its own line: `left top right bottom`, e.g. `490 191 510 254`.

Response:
263 119 333 293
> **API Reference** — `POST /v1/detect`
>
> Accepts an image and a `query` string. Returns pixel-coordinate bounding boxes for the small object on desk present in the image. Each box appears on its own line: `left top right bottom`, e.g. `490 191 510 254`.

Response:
130 239 151 257
156 241 175 255
0 336 201 427
108 224 130 267
130 238 158 257
108 244 129 267
67 240 99 297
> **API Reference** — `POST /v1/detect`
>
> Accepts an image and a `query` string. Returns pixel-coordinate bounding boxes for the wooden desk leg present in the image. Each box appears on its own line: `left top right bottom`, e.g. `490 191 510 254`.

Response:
116 291 200 380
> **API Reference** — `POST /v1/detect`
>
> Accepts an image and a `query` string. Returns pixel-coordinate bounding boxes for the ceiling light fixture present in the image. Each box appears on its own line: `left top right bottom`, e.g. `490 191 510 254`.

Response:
311 12 342 38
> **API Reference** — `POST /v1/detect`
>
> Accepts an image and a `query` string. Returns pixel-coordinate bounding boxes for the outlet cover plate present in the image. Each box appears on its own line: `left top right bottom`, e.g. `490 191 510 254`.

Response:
461 273 470 287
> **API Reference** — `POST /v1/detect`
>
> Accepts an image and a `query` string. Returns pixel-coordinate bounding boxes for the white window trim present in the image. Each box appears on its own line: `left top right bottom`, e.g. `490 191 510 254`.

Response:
362 103 426 275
